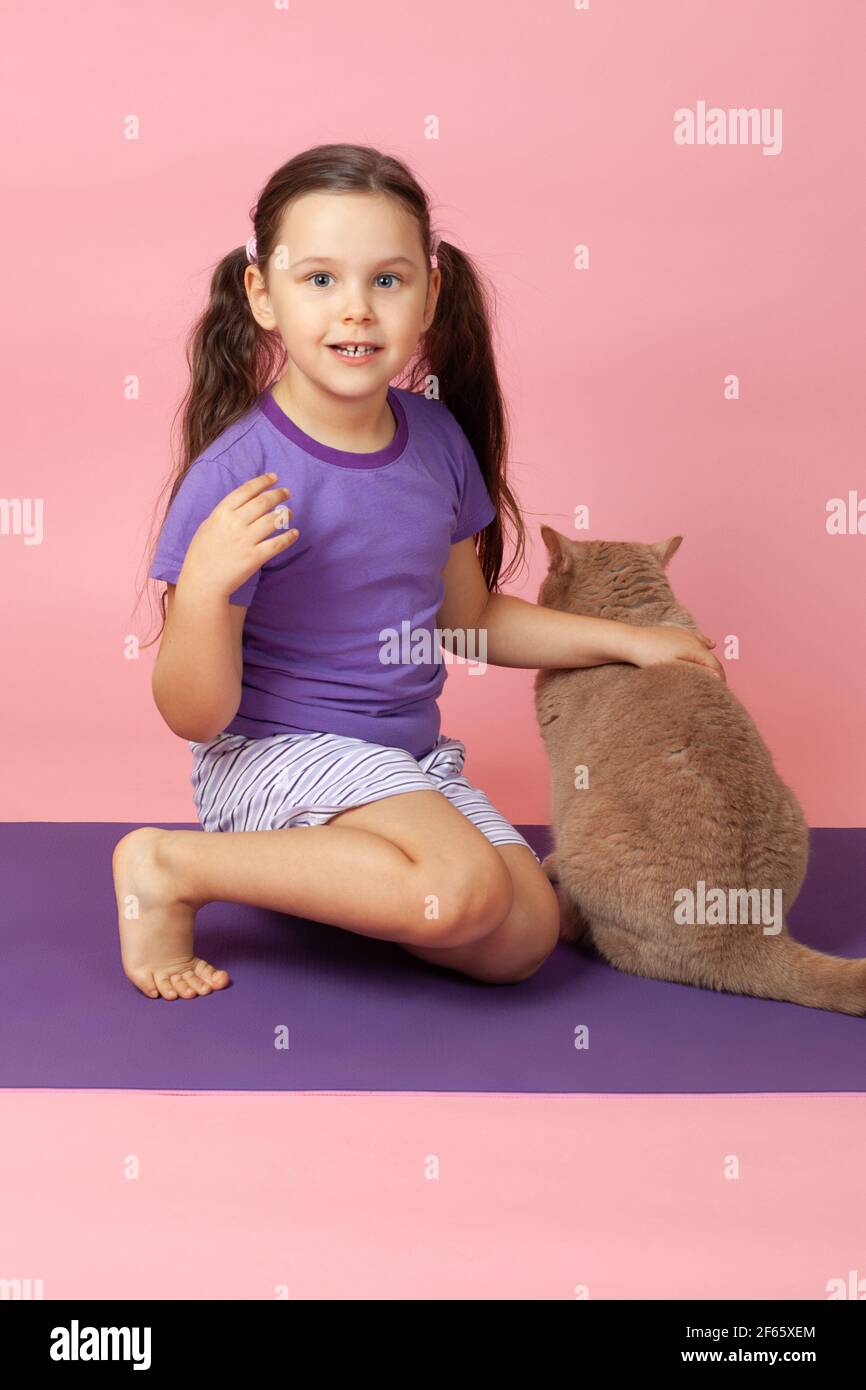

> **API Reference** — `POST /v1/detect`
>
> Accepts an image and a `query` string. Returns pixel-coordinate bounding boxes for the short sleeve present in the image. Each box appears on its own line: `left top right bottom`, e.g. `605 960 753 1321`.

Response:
149 459 262 607
451 424 497 543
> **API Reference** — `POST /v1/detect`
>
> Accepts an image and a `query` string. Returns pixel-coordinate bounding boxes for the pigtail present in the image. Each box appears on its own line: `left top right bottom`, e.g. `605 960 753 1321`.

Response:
409 239 527 594
173 245 284 488
137 242 284 649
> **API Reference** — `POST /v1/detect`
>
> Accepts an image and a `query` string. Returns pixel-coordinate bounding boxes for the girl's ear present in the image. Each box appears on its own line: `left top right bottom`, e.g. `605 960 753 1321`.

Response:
540 525 573 575
648 535 683 568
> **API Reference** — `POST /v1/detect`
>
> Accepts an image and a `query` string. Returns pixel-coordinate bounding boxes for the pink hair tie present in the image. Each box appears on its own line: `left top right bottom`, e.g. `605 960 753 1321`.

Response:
245 234 257 264
430 234 441 269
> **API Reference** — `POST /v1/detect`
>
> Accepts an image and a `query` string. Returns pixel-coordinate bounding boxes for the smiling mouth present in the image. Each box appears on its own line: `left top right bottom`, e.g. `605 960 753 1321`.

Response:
328 344 382 358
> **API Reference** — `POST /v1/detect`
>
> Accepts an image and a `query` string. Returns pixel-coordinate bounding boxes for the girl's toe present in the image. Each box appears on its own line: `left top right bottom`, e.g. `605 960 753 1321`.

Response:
196 960 229 988
180 970 211 995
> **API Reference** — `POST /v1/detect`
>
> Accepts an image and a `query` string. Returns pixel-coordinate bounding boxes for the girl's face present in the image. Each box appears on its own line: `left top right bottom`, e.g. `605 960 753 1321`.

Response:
246 191 440 395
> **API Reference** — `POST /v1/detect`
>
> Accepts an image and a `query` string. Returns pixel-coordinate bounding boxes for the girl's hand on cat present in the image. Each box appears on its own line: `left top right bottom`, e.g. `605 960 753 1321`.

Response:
181 472 299 600
624 626 727 682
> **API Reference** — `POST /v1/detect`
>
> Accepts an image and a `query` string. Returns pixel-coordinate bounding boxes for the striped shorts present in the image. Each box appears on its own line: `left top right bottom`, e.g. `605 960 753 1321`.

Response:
187 730 539 862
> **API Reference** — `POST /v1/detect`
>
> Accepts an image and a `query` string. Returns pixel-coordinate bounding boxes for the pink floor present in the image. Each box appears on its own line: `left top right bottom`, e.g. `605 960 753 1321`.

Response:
3 1089 864 1300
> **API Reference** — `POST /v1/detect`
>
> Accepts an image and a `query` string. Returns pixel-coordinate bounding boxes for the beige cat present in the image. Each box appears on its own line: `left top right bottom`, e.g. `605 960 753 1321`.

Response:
534 526 866 1016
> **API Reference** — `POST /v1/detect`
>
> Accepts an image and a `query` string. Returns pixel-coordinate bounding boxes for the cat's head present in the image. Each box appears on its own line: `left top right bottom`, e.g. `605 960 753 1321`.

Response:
537 528 686 624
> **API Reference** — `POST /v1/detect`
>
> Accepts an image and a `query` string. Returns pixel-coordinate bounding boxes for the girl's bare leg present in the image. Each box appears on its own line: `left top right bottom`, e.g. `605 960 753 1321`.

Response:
112 790 513 1001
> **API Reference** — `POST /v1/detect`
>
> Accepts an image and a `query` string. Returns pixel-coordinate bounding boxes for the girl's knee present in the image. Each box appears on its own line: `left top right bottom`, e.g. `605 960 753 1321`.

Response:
409 846 514 947
471 883 561 983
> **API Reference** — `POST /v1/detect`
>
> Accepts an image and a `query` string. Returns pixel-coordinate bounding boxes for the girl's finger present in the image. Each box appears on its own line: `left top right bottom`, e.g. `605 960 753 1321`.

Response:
226 473 290 510
238 485 291 524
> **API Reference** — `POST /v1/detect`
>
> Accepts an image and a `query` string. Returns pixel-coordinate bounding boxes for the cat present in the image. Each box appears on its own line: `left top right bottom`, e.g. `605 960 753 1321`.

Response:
533 526 866 1016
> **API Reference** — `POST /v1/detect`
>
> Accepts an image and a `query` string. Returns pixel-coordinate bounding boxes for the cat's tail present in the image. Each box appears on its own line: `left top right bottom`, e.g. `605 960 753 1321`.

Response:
740 928 866 1017
588 912 866 1016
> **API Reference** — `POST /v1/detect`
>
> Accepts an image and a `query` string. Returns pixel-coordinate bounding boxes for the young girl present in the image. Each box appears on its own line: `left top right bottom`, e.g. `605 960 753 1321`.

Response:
116 142 723 1001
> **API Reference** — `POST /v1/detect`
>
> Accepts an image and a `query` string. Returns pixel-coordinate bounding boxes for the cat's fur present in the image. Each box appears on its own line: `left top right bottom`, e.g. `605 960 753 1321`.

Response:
533 526 866 1016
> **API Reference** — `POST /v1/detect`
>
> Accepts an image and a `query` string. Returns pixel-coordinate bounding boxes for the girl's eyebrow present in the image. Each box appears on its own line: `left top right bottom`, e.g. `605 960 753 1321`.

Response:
291 255 418 269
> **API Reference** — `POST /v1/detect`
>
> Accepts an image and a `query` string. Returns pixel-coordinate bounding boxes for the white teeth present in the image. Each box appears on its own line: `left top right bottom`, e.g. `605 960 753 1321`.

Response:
333 345 377 356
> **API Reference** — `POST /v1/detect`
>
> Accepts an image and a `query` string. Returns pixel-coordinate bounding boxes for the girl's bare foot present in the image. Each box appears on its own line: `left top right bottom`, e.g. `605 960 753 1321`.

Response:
112 828 230 1000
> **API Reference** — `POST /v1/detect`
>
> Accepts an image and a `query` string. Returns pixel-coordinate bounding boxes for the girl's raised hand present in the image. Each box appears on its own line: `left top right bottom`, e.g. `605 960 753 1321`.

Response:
180 472 299 600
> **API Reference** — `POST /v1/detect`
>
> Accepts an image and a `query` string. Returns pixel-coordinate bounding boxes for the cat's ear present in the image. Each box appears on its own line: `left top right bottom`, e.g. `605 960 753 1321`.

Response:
649 535 683 568
540 525 573 575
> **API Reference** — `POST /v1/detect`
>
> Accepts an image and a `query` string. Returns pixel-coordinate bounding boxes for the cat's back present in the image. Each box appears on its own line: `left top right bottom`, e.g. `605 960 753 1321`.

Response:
536 658 782 790
536 656 808 902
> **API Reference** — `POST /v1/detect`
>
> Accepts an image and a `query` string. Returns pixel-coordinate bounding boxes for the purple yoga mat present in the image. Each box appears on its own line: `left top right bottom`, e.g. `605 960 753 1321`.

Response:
1 824 864 1093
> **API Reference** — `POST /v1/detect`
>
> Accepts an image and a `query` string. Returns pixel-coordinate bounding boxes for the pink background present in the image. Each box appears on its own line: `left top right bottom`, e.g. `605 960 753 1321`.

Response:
3 0 865 1312
1 0 864 825
4 1089 866 1299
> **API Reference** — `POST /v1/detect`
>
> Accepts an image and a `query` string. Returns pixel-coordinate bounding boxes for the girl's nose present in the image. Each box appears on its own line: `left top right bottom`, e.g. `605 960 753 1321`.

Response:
338 285 375 315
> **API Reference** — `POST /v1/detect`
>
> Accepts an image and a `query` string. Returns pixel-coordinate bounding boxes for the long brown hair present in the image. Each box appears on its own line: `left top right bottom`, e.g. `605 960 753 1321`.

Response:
139 142 527 648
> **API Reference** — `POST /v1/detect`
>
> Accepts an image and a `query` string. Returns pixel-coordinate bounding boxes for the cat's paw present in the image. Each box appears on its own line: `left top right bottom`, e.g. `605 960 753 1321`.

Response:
541 852 559 884
553 883 591 947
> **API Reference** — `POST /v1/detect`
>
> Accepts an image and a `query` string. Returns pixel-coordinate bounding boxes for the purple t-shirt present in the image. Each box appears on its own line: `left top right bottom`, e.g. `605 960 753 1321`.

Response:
150 384 496 759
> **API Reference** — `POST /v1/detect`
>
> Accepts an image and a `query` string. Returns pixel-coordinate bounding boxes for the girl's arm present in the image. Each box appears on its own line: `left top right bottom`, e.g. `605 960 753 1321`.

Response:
150 473 297 741
152 581 246 741
437 537 725 680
